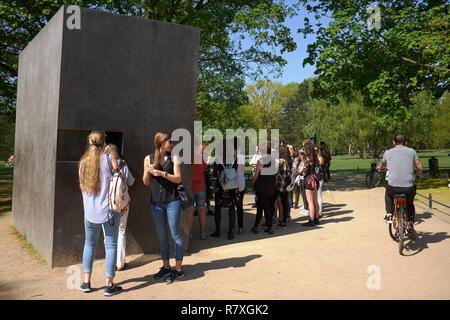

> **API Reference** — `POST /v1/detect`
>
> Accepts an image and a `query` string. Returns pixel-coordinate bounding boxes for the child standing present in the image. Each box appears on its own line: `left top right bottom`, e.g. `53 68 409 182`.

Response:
105 144 135 271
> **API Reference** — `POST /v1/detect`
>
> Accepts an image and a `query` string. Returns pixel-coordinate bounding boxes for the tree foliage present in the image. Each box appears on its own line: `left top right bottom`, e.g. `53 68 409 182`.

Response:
0 0 297 122
298 0 450 120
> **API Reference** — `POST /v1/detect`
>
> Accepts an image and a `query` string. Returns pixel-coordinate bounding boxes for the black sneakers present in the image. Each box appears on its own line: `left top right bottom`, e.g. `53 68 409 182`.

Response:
104 284 123 297
302 219 316 227
154 266 171 279
264 228 274 234
165 269 185 284
80 282 92 293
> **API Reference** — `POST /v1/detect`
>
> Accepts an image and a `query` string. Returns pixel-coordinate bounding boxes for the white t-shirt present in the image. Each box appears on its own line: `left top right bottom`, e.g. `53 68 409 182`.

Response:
250 153 261 166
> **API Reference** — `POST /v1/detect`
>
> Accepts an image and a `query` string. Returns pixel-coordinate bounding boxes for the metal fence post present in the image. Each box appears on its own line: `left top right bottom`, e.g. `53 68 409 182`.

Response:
428 193 432 209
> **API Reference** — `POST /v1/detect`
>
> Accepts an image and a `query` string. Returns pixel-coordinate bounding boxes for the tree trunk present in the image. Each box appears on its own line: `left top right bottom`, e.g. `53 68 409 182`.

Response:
348 144 352 156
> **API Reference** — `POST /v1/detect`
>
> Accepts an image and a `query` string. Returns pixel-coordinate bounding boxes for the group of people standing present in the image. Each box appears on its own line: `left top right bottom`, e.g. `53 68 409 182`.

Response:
77 129 332 296
250 139 332 234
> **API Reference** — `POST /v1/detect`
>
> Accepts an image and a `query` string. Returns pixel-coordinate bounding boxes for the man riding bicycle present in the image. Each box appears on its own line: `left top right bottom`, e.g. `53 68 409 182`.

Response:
377 134 423 233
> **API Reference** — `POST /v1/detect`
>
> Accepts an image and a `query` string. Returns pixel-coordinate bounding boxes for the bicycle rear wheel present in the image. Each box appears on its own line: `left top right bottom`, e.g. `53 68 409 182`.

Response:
398 206 405 255
389 216 398 240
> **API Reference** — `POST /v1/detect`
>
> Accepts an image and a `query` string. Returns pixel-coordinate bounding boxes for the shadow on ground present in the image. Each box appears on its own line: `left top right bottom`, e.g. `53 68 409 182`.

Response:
403 230 450 256
324 172 373 192
398 211 450 256
117 254 262 293
186 200 354 255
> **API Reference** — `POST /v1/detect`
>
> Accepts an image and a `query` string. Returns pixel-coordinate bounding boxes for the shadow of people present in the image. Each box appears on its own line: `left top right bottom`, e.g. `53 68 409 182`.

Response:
126 254 160 270
414 211 433 225
322 172 369 191
321 203 347 213
318 216 354 225
188 196 354 254
403 231 450 256
321 209 353 219
117 254 262 293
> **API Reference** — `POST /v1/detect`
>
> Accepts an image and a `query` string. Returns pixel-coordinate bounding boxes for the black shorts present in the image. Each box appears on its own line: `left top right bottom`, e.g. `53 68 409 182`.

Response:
304 179 319 191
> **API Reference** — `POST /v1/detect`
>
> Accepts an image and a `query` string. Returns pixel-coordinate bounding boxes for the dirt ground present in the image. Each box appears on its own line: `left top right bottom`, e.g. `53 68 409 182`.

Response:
1 175 450 300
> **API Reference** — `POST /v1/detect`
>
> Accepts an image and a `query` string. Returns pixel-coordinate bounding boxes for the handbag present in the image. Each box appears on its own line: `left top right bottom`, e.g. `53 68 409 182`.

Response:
176 184 194 210
286 175 301 192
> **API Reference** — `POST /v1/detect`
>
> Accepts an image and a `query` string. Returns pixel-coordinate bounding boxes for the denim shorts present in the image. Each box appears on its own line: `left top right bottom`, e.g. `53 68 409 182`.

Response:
193 191 207 209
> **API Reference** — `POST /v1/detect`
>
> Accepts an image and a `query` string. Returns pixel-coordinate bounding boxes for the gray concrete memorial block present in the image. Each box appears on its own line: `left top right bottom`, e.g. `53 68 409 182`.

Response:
13 5 199 267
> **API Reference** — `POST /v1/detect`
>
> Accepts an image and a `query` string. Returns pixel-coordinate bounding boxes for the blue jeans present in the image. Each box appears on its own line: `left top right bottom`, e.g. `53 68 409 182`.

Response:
193 191 207 209
82 213 120 278
151 200 183 261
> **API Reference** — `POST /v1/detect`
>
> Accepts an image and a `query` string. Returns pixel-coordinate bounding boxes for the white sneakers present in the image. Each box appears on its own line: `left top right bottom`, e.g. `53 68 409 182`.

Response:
299 209 310 216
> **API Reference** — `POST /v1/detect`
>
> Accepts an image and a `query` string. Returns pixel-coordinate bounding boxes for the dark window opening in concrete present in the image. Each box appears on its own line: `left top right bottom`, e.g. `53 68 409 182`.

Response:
56 129 123 161
105 131 124 156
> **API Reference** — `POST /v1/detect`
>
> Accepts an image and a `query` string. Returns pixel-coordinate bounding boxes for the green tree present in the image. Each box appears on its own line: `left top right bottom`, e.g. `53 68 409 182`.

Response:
279 80 310 145
402 90 437 149
0 114 14 160
432 91 450 148
298 0 450 120
1 0 298 123
246 79 294 130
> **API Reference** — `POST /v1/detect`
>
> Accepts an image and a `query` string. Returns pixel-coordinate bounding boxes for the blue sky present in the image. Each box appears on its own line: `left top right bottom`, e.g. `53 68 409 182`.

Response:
275 8 319 84
244 1 331 85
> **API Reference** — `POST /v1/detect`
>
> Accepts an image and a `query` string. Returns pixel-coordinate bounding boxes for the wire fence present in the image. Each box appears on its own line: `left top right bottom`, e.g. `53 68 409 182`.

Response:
416 192 450 217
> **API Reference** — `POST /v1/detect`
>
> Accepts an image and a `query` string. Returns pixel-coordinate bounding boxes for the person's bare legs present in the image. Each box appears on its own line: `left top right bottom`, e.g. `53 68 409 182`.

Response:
188 210 194 239
175 260 183 272
276 199 282 221
305 190 316 221
198 207 206 236
163 259 171 269
84 273 91 284
313 189 320 219
106 277 114 286
84 273 115 287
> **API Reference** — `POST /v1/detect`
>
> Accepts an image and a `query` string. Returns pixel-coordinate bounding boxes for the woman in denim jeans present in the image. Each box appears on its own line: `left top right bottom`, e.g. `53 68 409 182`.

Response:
78 129 123 296
143 131 184 283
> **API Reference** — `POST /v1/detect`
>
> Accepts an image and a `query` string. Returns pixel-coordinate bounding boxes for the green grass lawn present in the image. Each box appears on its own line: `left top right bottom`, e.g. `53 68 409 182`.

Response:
417 178 449 189
330 150 450 172
0 162 13 177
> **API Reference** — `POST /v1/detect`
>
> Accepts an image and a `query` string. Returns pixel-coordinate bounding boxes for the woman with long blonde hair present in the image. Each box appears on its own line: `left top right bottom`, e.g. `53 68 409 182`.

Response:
78 129 122 296
143 131 184 284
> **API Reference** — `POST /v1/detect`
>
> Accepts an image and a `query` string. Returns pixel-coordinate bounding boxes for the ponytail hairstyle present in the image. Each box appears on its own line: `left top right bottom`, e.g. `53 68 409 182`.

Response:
78 129 106 194
153 131 172 168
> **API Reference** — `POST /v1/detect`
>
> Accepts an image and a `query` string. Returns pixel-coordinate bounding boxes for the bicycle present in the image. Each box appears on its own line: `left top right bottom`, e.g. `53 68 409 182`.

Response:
365 163 386 188
388 193 415 255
